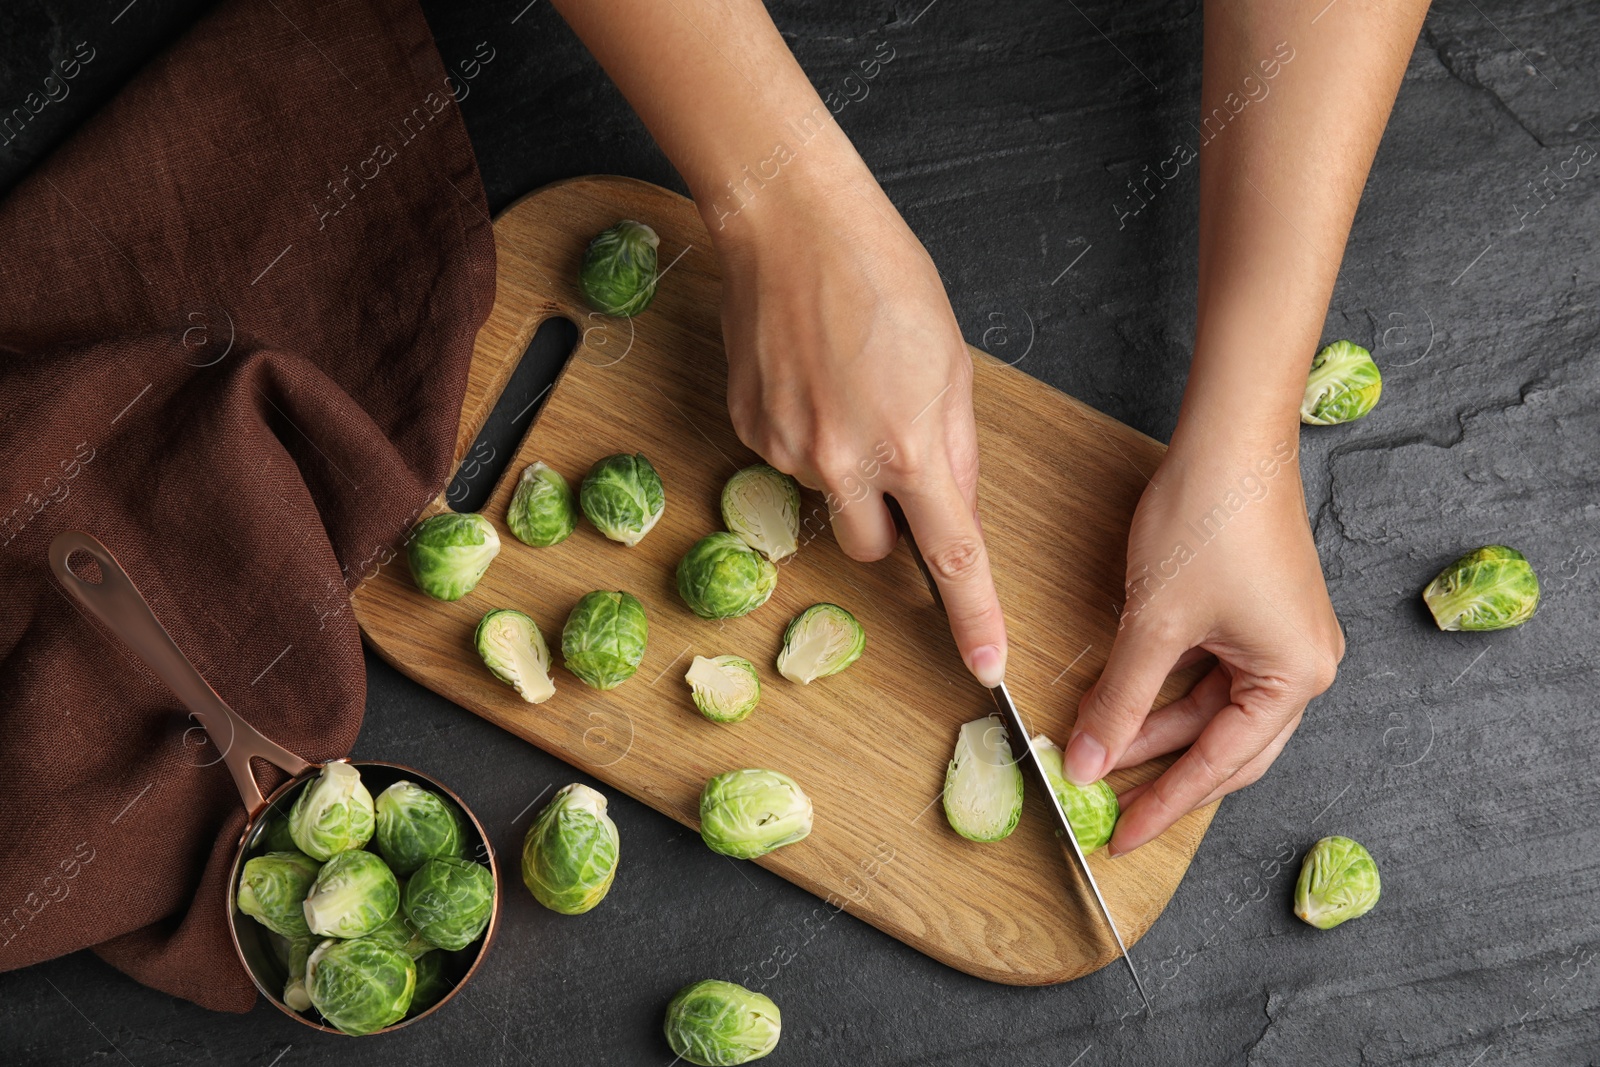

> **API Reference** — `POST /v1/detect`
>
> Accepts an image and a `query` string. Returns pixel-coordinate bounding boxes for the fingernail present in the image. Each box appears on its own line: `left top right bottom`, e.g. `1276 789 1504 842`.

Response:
1064 731 1106 786
969 644 1006 688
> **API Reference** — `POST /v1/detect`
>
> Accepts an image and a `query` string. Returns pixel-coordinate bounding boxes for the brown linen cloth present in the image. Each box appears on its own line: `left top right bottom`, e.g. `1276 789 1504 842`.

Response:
0 0 495 1011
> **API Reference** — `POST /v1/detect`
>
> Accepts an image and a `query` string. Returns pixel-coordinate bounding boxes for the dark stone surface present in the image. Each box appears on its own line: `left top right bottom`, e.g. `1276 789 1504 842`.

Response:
3 1 1597 1064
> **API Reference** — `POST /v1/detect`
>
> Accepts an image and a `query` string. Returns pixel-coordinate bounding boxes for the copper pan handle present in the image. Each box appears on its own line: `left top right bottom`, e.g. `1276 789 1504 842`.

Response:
48 531 313 817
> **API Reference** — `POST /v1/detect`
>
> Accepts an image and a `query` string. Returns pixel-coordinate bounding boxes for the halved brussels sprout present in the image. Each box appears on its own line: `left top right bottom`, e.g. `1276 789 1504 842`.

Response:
306 937 416 1036
686 655 761 723
562 590 649 689
475 608 556 704
580 453 665 547
521 783 620 915
721 465 801 562
579 220 659 317
406 512 500 601
942 717 1023 843
700 769 813 860
1295 835 1381 929
375 781 466 877
288 761 375 861
677 533 779 620
775 603 865 684
1300 340 1382 425
366 909 435 960
506 461 577 547
664 979 782 1067
237 850 321 937
1031 735 1120 854
403 857 495 951
1422 545 1540 631
283 935 313 1011
303 848 400 939
406 951 449 1018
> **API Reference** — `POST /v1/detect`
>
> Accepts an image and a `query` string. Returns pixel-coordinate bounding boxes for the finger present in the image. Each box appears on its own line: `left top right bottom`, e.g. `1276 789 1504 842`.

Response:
1114 707 1301 811
1066 617 1194 786
1115 662 1233 768
896 475 1007 687
830 490 898 563
1174 645 1214 672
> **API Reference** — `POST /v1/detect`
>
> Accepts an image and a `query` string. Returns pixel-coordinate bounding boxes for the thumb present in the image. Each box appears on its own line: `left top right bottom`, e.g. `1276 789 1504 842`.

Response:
1067 613 1190 785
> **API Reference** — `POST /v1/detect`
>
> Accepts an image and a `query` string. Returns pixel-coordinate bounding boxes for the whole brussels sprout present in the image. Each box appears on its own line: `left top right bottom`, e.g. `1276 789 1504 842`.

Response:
406 512 500 601
775 603 865 684
579 220 660 317
942 717 1023 843
288 761 375 861
663 979 781 1066
1031 735 1120 854
303 848 400 939
700 769 813 860
283 934 313 1011
685 655 761 724
406 951 450 1018
237 850 321 937
1422 545 1540 632
306 937 416 1036
562 590 649 689
677 533 779 620
506 461 577 547
721 465 801 562
475 608 556 704
257 813 298 854
1300 340 1382 425
366 909 435 960
580 453 665 547
403 857 495 951
1295 835 1381 929
521 783 620 915
375 781 466 877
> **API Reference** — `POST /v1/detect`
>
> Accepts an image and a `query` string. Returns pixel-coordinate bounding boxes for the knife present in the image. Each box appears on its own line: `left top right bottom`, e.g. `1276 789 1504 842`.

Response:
886 498 1152 1016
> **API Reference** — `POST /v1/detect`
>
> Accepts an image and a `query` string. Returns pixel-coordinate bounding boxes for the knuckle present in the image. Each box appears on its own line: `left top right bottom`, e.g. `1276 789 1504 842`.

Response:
925 536 984 583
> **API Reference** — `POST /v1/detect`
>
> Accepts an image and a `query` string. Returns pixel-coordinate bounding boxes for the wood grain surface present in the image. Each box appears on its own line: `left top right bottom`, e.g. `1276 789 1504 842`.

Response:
351 175 1215 985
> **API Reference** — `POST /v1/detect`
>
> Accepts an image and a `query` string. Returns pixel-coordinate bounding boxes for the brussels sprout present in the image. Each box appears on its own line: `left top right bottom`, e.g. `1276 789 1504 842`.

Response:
288 761 376 861
257 813 298 854
475 609 556 704
1031 735 1120 854
366 909 435 960
506 461 577 547
375 780 466 877
1422 545 1540 632
406 951 450 1018
306 937 416 1036
406 513 500 601
237 850 321 937
521 783 620 915
303 848 400 939
685 655 761 723
1300 340 1382 425
942 717 1023 843
580 453 665 547
721 465 801 562
775 603 865 684
283 935 313 1011
1295 835 1381 929
700 769 813 860
403 857 495 951
677 533 779 620
663 979 781 1066
562 590 649 689
579 220 660 317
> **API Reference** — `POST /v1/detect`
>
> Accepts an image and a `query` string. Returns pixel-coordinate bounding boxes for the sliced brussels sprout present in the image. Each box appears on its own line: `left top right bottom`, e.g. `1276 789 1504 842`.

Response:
475 608 556 704
1422 545 1540 632
1295 835 1381 929
236 850 321 938
375 781 466 877
257 813 298 854
521 783 620 915
406 951 449 1018
366 909 435 960
700 769 813 860
403 857 495 951
942 717 1023 843
406 512 500 601
302 848 400 939
562 590 649 690
664 979 782 1066
775 603 865 684
1300 340 1382 425
506 461 577 547
579 220 660 317
283 935 313 1011
288 761 375 861
721 465 801 562
677 533 779 620
685 655 761 724
306 937 416 1036
580 453 665 547
1031 735 1120 854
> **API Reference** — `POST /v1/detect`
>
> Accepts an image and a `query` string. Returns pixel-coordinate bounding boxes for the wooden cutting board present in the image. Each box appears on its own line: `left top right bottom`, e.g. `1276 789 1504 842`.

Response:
352 175 1215 985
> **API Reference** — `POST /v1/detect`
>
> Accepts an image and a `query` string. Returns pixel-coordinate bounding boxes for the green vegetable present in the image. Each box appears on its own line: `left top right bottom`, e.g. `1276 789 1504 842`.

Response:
475 608 556 704
406 951 449 1018
306 937 416 1036
775 603 864 684
663 979 781 1066
580 453 665 547
699 769 813 860
288 761 376 861
506 461 577 547
375 780 466 877
677 533 779 620
1031 735 1120 854
1295 835 1381 929
721 465 801 562
366 910 435 960
942 717 1023 843
257 813 298 854
521 783 620 915
685 655 761 724
562 590 649 689
1422 545 1540 632
579 220 660 317
403 857 495 951
283 935 313 1011
303 849 400 939
1300 340 1382 425
236 850 321 938
406 512 501 601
